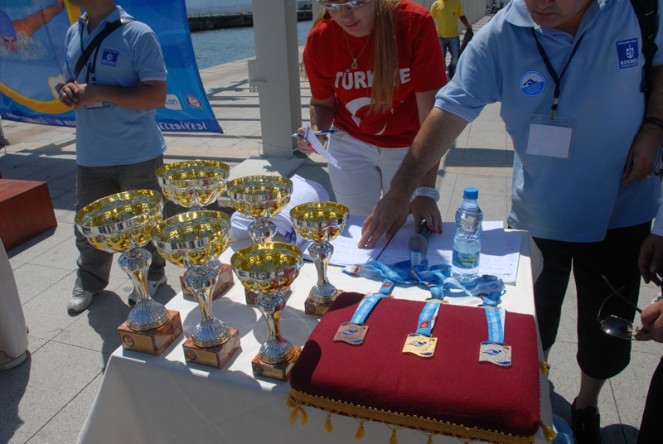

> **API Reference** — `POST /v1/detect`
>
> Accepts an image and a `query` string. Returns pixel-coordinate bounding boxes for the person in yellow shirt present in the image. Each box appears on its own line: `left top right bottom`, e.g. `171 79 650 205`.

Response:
429 0 471 80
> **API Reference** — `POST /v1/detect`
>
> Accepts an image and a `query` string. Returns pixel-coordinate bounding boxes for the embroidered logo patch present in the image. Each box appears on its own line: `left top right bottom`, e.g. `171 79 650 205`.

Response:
616 38 639 69
100 49 119 67
519 71 545 96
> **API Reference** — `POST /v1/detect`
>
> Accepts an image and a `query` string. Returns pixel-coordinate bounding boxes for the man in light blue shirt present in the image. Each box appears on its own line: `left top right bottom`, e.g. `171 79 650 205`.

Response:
361 1 663 442
58 0 168 314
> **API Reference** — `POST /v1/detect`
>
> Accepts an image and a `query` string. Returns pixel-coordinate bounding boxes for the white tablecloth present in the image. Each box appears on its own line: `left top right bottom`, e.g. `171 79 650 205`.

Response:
0 238 28 363
78 231 552 444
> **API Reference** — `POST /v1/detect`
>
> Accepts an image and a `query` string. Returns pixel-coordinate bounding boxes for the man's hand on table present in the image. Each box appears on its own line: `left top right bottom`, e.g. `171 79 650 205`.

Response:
359 189 410 248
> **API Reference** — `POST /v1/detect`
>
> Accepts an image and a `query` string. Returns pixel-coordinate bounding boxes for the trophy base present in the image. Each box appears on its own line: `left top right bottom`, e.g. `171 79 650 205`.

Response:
181 263 234 301
118 310 183 355
182 327 241 368
245 286 292 305
251 346 301 381
304 290 342 316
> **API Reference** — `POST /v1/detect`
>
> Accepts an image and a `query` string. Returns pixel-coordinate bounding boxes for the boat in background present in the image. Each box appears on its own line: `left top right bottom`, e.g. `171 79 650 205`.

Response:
186 0 312 31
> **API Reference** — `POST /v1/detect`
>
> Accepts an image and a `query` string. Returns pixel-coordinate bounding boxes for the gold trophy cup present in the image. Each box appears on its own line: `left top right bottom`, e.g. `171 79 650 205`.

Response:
225 175 293 304
152 210 240 368
290 201 349 315
156 160 234 299
231 242 302 380
75 190 183 355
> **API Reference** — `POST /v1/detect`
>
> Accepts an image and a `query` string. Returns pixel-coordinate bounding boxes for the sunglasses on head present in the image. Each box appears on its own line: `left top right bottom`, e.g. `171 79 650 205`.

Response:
318 0 370 11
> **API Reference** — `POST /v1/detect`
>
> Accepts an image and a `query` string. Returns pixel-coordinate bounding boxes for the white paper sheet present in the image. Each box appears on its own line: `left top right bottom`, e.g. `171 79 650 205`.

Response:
304 126 339 168
299 214 387 266
378 218 522 283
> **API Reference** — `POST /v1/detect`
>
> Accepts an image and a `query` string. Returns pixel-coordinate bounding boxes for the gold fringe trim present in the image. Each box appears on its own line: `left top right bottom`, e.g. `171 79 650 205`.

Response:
539 420 557 442
389 427 398 444
426 434 433 444
288 395 308 425
539 361 551 375
355 421 365 440
289 388 535 444
325 413 333 432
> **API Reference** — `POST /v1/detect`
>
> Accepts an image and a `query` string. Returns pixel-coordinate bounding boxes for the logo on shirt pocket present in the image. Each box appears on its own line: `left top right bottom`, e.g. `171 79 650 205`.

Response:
616 38 639 69
100 49 119 67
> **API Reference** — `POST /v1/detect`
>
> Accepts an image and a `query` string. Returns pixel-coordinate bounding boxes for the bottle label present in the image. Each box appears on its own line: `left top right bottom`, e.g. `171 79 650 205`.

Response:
452 250 479 269
459 217 480 232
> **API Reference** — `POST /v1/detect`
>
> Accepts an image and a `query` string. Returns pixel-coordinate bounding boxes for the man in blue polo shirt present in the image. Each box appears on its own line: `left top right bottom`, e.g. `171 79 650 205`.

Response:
361 1 663 442
58 0 168 314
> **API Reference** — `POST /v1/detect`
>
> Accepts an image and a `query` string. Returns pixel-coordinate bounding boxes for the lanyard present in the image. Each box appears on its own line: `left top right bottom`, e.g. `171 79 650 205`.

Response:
79 21 102 84
484 307 506 344
344 260 504 306
530 28 585 120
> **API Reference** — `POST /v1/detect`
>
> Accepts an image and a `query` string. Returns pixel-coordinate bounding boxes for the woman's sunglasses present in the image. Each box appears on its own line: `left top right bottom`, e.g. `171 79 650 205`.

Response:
318 0 371 11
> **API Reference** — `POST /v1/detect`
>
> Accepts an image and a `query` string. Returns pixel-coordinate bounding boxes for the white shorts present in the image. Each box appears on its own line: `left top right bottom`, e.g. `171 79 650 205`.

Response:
327 130 409 217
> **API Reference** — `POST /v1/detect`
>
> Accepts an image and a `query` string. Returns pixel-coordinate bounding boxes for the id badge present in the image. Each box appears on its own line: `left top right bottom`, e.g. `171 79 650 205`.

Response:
86 101 108 110
526 115 574 159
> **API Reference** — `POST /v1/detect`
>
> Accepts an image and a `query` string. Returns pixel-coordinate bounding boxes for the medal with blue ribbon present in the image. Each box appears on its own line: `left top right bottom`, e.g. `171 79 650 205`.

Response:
334 281 393 345
479 307 512 367
402 300 441 358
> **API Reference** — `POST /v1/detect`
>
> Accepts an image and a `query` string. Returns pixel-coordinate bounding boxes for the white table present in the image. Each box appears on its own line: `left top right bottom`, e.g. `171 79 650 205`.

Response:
0 238 28 370
78 231 552 444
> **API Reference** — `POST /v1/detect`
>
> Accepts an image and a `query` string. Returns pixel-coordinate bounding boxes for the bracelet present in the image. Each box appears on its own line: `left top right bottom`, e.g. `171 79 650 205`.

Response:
642 116 663 131
411 186 440 202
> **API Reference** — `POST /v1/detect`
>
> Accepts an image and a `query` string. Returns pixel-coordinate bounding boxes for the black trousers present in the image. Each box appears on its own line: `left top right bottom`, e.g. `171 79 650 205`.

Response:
533 222 650 379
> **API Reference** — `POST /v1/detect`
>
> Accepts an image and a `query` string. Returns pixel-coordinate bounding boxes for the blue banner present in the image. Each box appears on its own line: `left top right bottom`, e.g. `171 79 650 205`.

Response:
0 0 222 134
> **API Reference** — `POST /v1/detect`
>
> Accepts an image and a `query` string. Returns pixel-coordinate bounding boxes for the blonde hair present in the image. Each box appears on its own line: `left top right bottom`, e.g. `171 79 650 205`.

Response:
311 0 399 114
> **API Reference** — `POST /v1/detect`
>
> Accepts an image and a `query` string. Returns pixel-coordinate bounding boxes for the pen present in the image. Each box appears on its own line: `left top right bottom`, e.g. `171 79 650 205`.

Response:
292 129 336 138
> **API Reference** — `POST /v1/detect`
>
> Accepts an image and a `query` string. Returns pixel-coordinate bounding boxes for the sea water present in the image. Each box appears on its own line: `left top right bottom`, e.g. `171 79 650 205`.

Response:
190 20 312 69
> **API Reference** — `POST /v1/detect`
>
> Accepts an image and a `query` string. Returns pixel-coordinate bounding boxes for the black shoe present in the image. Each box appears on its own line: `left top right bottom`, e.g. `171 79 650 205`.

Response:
571 399 602 444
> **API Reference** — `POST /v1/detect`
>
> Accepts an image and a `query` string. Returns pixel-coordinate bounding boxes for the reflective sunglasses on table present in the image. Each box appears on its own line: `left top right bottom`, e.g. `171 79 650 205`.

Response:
597 274 651 341
318 0 370 11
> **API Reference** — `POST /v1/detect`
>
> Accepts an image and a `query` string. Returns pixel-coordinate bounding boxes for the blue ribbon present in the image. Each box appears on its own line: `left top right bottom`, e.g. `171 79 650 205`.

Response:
344 260 505 307
349 293 387 325
484 307 506 344
416 301 441 337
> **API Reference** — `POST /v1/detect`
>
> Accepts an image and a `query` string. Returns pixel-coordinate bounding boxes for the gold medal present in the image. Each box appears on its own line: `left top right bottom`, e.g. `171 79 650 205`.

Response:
334 322 369 345
402 333 437 358
479 341 512 367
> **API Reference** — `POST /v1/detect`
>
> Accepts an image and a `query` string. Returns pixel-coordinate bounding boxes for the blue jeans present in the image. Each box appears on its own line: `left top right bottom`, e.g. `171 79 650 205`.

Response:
439 36 461 79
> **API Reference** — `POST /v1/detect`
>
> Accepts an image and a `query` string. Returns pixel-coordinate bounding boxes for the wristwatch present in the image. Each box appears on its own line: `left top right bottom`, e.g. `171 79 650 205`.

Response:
411 186 440 202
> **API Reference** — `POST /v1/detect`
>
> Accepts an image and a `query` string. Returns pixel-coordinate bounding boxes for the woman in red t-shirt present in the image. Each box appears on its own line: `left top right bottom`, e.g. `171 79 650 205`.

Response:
298 0 446 228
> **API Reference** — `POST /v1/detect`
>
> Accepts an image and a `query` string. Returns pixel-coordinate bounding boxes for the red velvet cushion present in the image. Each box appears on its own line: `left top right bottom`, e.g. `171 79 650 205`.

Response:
289 292 540 439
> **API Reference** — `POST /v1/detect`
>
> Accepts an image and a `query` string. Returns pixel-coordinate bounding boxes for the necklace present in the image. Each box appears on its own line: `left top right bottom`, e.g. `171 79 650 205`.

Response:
342 32 370 70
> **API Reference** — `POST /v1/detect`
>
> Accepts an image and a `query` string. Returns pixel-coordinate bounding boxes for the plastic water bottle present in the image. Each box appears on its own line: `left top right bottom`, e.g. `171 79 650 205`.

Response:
452 187 483 285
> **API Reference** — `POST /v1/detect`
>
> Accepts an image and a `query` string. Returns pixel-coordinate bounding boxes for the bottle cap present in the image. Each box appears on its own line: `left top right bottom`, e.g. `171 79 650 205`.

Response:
463 187 478 200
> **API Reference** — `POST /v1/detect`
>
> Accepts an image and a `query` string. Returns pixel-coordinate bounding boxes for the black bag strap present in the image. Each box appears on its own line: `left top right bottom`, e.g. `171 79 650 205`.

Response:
630 0 658 99
73 17 134 80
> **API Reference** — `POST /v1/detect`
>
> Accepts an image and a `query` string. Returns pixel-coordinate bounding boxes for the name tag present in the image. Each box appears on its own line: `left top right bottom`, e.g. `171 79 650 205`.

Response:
527 123 573 158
